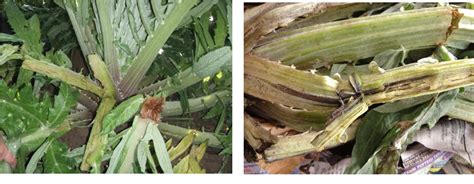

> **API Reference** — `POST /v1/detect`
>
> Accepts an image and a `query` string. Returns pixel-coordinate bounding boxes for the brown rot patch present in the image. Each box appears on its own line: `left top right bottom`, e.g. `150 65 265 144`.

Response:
140 96 165 123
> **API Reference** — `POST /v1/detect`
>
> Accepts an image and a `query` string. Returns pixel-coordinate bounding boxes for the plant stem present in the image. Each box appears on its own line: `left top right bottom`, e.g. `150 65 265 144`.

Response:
311 97 368 151
264 120 359 161
63 0 97 60
117 117 149 173
447 98 474 123
253 7 462 69
246 99 329 132
95 0 120 84
80 97 115 172
162 90 231 116
80 55 117 172
362 59 474 104
137 46 231 96
245 55 351 110
158 123 222 149
118 0 198 99
21 58 103 96
244 113 277 151
244 3 347 54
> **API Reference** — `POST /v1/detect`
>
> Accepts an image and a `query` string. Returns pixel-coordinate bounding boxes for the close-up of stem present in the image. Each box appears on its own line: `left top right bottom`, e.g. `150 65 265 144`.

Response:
245 2 474 175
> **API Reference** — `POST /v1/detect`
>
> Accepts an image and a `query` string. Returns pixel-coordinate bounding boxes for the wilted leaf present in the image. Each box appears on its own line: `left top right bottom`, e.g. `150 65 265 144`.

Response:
373 46 407 69
168 132 195 161
347 90 458 174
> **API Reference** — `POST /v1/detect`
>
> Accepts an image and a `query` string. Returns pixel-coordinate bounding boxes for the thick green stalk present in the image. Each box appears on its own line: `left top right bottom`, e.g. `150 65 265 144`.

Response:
447 98 474 123
21 58 103 96
253 7 462 69
80 55 117 172
63 0 97 60
0 33 22 43
448 8 474 43
311 97 368 151
80 97 115 172
307 59 474 153
276 3 387 33
162 90 231 117
264 120 360 161
244 3 347 53
245 55 349 101
158 123 222 149
118 117 149 173
137 46 231 96
246 100 329 132
95 0 120 83
245 55 351 110
244 113 277 151
118 0 198 99
245 75 338 111
361 59 474 104
106 116 149 173
246 58 474 110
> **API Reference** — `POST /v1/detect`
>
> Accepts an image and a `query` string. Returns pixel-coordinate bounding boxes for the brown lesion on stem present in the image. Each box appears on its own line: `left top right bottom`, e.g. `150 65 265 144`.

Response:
446 7 463 41
362 75 433 95
272 84 341 105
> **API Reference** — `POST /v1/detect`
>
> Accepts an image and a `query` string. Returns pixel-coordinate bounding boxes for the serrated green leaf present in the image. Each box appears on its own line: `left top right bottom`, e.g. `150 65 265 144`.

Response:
118 0 199 98
0 82 77 140
213 7 228 48
48 83 79 128
218 130 232 156
46 50 73 68
101 95 144 135
193 46 231 78
0 82 77 172
4 0 43 56
179 0 218 28
43 140 76 173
